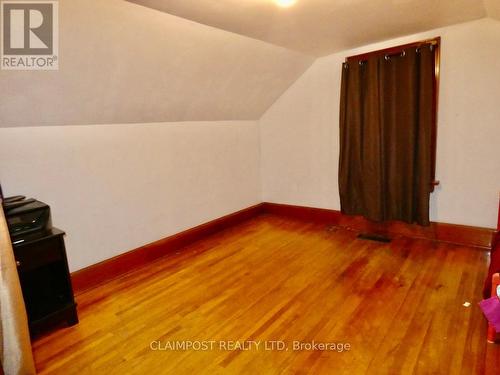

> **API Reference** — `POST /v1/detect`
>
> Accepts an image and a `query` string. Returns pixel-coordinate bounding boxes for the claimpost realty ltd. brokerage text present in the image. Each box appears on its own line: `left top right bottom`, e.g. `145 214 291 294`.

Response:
150 340 351 353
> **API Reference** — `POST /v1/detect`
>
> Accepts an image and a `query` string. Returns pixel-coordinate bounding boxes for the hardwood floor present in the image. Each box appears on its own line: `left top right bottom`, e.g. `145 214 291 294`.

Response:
32 214 500 374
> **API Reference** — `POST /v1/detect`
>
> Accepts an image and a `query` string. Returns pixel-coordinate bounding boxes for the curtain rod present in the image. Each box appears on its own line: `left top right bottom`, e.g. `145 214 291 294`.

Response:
345 37 440 62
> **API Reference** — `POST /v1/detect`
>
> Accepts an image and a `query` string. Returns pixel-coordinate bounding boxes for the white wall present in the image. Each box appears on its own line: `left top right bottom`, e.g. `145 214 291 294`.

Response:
0 122 260 271
260 18 500 229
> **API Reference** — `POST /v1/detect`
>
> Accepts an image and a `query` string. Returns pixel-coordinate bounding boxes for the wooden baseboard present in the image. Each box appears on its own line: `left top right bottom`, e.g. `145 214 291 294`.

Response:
71 203 264 294
72 201 496 295
495 194 500 248
262 202 497 250
262 202 342 222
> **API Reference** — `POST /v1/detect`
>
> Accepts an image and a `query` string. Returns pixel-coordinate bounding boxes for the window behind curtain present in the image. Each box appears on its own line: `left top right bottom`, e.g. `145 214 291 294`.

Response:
338 39 439 226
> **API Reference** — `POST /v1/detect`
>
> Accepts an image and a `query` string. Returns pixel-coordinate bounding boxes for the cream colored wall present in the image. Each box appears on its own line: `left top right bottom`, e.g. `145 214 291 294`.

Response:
0 122 260 271
0 0 313 126
260 18 500 229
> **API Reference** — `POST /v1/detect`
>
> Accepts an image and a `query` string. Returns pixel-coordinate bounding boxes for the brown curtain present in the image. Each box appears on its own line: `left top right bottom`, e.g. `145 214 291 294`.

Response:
0 202 36 375
339 45 435 226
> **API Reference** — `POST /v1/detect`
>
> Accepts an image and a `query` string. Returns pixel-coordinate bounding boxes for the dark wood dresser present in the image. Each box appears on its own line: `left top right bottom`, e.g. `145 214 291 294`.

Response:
13 228 78 335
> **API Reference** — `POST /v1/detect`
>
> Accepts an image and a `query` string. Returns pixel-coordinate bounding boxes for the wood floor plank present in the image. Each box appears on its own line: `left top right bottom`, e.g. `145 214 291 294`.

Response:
32 214 499 374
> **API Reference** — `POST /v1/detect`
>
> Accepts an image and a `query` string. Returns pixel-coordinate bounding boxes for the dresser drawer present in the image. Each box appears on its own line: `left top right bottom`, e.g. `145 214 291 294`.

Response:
14 236 64 272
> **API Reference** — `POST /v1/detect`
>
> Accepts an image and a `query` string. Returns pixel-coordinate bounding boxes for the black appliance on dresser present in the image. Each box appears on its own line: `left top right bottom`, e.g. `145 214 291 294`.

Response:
2 192 78 335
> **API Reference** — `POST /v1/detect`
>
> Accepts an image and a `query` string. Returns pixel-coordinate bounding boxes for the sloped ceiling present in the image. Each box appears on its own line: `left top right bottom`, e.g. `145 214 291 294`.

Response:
0 0 313 127
485 0 500 20
127 0 492 57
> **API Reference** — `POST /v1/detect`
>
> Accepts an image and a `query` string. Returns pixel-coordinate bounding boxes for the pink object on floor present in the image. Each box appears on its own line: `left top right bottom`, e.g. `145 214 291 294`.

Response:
480 296 500 333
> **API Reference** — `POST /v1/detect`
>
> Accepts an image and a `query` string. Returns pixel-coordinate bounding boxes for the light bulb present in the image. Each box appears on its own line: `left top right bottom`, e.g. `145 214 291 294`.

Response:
275 0 297 8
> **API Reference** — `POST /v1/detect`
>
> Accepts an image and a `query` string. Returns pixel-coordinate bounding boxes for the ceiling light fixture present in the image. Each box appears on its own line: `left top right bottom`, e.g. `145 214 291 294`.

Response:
275 0 296 8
